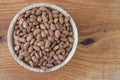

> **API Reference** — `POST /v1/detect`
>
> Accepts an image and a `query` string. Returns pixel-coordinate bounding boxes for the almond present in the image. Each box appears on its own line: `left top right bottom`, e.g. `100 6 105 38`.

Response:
55 30 60 37
40 24 46 29
33 29 40 35
42 14 48 22
41 30 46 38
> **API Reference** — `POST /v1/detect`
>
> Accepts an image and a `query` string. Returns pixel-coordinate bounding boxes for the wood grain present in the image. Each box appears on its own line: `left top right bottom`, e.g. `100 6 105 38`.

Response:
0 0 120 80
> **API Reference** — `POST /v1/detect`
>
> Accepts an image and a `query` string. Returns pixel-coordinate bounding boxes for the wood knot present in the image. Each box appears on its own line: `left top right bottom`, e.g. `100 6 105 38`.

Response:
80 38 95 46
0 36 2 42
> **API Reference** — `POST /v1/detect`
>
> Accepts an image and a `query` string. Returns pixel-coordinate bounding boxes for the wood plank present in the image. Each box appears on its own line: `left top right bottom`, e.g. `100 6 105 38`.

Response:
0 0 120 80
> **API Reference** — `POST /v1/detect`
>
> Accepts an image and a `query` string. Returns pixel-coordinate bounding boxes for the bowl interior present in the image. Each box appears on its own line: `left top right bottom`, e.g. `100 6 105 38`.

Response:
8 3 78 72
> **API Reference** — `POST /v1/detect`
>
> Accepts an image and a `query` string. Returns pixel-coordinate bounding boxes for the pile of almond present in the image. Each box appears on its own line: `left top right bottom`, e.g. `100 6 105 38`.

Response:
13 7 74 70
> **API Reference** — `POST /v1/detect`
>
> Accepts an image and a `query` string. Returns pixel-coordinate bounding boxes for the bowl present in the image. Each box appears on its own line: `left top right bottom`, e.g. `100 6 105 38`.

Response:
7 3 78 72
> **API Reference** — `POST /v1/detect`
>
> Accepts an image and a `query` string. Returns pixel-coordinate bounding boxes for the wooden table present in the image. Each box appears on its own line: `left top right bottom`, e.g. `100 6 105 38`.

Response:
0 0 120 80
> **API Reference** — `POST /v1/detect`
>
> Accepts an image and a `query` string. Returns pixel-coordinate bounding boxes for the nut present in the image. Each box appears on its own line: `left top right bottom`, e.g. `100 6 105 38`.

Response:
13 7 74 70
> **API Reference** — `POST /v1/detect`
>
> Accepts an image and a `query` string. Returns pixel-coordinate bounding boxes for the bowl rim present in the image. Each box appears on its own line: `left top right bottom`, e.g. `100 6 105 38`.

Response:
7 3 78 72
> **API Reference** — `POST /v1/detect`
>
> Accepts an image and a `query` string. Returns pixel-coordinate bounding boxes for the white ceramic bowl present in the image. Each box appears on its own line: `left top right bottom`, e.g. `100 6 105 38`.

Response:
7 3 78 72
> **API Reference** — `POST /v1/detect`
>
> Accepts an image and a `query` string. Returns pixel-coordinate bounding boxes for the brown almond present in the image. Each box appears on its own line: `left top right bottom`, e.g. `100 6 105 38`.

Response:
30 38 35 45
19 18 24 25
48 59 55 64
42 51 47 55
60 38 67 42
47 56 52 61
55 24 60 30
45 48 51 52
36 34 41 41
30 16 36 22
14 36 20 40
36 25 39 28
52 10 59 14
14 40 21 46
39 51 43 57
34 29 40 35
69 31 73 35
25 56 31 62
30 51 35 57
16 30 20 34
48 36 54 42
28 46 33 53
27 33 33 41
36 10 41 15
23 21 28 28
23 42 30 50
54 18 58 23
26 10 31 14
41 46 45 50
22 51 29 57
44 30 48 35
68 37 74 43
34 40 38 46
53 55 59 60
51 41 57 48
40 24 46 29
34 41 38 46
45 40 51 48
35 52 40 59
66 47 71 52
65 23 70 26
42 61 47 66
30 15 36 18
33 46 40 51
37 16 42 22
27 27 31 33
23 34 27 38
14 45 20 51
59 17 64 24
44 23 49 29
33 22 39 25
65 16 70 23
49 18 54 24
53 45 59 50
46 63 54 68
29 60 34 67
50 51 55 57
32 56 38 63
19 38 26 42
56 60 62 64
58 54 64 60
65 52 69 57
63 30 69 35
55 30 60 37
52 13 59 18
18 52 23 59
31 27 35 31
37 41 45 46
62 50 65 55
43 56 48 60
42 15 48 22
48 30 54 36
39 7 48 11
50 24 56 30
41 31 46 38
42 11 47 15
56 48 64 54
14 25 19 30
59 13 63 17
31 8 37 14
